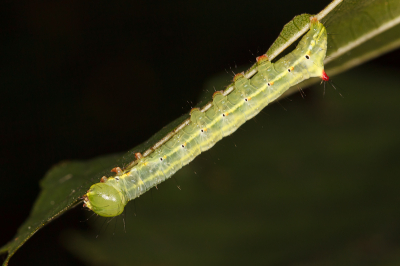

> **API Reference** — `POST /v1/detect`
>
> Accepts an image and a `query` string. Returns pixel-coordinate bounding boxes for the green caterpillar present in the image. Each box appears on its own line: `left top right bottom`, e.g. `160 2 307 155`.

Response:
83 17 329 217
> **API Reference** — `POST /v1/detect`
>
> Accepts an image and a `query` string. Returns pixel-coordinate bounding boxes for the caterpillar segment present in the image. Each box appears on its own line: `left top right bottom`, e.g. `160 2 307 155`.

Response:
84 18 329 217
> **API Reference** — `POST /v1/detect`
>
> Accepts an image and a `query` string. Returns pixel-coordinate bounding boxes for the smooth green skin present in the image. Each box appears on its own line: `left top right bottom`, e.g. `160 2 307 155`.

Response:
86 183 126 217
86 20 328 217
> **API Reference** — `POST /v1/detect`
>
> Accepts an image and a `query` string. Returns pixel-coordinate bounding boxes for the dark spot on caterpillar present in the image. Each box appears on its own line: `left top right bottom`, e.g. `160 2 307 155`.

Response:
305 55 310 59
181 144 185 148
287 68 291 72
267 83 271 86
159 157 163 161
244 98 248 102
222 113 226 117
201 129 204 133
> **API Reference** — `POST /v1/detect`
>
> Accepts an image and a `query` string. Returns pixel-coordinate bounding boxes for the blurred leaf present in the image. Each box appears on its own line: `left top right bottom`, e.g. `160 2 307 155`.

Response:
2 0 400 264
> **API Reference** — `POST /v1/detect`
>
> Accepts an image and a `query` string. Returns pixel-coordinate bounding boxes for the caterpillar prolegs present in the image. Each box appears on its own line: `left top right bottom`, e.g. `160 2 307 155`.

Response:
83 17 329 217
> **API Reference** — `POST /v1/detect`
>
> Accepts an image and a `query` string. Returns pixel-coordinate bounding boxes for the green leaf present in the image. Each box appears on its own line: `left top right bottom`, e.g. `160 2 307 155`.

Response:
0 154 121 263
325 0 400 72
2 0 400 264
0 114 190 265
285 0 400 95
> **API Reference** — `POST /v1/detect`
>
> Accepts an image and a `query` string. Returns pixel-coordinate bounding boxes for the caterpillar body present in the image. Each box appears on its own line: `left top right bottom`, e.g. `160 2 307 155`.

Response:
83 18 329 217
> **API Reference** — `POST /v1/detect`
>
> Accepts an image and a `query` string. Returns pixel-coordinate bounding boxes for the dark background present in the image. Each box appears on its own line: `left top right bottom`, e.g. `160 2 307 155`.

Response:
1 0 400 265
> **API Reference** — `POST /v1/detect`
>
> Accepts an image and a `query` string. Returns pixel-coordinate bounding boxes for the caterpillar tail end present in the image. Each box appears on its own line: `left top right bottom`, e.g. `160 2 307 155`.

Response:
321 70 329 81
83 183 126 217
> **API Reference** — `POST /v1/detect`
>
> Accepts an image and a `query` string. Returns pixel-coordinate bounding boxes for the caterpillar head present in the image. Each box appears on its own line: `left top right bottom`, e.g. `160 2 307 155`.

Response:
84 183 126 217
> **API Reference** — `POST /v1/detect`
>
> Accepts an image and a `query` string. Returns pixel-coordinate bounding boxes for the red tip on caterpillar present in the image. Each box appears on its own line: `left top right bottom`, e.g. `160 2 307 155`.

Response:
321 70 329 81
310 16 318 23
256 54 268 63
233 72 245 82
190 107 200 115
111 167 123 175
212 90 223 99
100 176 108 183
135 152 143 160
